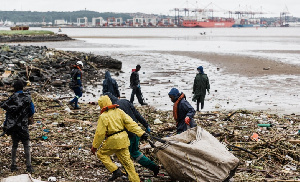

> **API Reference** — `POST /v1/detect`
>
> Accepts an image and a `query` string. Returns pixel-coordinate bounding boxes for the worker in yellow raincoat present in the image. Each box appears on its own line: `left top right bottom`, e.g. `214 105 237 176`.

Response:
91 95 148 182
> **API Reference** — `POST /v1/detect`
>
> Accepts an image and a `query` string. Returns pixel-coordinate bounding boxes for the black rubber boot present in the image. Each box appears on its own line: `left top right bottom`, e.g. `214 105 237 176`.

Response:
26 165 34 173
108 168 123 182
68 101 75 109
10 165 19 172
153 165 160 177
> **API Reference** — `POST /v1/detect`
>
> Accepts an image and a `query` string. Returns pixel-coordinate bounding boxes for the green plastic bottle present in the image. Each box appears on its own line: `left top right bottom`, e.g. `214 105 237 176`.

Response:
257 124 273 127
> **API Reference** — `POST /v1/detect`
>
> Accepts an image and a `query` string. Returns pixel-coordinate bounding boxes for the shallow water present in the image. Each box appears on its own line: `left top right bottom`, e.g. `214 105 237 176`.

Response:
7 27 300 115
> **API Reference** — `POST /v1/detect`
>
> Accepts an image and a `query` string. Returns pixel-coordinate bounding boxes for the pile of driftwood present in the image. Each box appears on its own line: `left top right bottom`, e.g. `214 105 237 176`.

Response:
0 92 299 182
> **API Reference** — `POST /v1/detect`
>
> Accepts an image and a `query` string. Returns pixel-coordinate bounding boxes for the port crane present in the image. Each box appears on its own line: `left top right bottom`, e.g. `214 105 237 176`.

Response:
280 5 290 27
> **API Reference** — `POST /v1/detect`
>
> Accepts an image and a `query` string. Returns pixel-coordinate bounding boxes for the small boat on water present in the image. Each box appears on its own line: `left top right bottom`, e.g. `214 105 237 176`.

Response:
10 26 29 30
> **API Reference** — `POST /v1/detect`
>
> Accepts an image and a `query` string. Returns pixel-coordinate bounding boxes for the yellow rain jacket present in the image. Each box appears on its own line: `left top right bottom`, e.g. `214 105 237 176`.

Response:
92 95 145 150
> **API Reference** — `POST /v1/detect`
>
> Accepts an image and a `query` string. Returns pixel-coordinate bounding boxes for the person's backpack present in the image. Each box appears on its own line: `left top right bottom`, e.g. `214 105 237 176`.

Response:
1 93 32 137
69 69 80 89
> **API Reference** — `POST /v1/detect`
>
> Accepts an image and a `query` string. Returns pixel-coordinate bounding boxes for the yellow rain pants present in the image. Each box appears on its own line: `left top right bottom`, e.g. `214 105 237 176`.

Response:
98 147 140 182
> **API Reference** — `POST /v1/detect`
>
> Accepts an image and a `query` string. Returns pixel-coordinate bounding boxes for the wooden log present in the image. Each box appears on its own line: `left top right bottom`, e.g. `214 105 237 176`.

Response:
288 140 300 144
34 157 60 160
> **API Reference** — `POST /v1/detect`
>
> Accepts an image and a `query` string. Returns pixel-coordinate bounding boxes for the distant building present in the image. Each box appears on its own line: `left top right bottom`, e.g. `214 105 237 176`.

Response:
133 17 144 27
145 18 157 26
55 19 67 25
106 17 123 27
92 17 104 27
115 17 123 26
77 17 88 27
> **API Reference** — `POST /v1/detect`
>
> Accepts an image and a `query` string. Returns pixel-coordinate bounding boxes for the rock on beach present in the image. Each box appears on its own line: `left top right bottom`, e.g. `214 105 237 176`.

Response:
0 44 122 92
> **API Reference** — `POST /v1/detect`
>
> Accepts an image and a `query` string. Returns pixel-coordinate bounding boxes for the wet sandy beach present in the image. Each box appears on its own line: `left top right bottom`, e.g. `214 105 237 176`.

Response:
13 27 300 115
161 51 300 77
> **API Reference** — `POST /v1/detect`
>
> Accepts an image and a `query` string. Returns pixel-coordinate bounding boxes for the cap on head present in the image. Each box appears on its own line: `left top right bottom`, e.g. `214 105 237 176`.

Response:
76 61 84 67
136 64 141 69
168 88 180 97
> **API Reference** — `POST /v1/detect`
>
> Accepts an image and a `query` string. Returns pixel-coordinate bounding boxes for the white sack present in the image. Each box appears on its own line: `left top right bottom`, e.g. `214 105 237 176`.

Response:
1 174 44 182
154 126 239 182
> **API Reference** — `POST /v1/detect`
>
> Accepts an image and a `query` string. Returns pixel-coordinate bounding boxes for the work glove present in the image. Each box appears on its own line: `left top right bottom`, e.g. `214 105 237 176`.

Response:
185 117 191 126
137 84 141 88
140 133 149 141
146 126 151 133
91 146 97 155
208 90 210 95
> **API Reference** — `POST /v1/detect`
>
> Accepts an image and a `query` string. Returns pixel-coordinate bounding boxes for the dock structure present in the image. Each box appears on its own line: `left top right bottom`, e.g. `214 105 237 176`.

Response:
106 17 123 27
92 17 105 27
132 17 157 27
77 17 88 27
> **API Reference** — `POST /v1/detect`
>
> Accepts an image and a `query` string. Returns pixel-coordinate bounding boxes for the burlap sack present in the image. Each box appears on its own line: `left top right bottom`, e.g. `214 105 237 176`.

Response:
154 126 239 182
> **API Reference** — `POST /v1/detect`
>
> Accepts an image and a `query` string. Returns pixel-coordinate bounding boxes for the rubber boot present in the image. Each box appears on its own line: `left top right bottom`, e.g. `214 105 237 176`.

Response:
10 165 19 172
108 168 123 182
153 165 159 176
68 101 75 109
26 165 34 173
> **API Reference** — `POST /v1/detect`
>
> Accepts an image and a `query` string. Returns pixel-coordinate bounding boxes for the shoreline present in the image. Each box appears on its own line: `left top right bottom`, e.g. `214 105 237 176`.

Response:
157 51 300 77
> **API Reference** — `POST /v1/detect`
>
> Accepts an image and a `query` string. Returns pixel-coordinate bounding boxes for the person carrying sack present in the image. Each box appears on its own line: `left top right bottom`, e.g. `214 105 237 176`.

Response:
105 92 159 176
91 95 149 182
168 88 197 134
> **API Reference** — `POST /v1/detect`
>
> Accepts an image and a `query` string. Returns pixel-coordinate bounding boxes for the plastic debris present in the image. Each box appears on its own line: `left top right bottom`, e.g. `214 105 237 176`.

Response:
48 177 57 182
250 133 259 141
153 118 163 124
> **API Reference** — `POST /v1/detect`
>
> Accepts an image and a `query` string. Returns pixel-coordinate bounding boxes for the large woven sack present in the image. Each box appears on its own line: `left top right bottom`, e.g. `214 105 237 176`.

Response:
154 126 239 182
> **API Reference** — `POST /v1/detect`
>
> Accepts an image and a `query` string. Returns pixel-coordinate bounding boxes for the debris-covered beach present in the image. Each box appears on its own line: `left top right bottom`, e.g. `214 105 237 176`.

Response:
0 27 299 181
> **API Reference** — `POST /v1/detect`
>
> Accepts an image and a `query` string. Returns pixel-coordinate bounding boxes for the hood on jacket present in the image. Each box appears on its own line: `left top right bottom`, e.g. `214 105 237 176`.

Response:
104 92 118 104
197 66 204 74
105 71 112 79
98 95 112 108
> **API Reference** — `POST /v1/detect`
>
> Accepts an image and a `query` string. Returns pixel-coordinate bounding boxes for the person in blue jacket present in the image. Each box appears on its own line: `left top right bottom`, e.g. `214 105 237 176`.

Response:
105 92 160 176
102 71 120 98
1 79 35 172
168 88 197 134
69 61 84 109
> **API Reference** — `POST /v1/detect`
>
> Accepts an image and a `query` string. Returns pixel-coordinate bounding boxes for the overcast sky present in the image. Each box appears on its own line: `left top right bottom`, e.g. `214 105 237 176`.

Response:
0 0 299 17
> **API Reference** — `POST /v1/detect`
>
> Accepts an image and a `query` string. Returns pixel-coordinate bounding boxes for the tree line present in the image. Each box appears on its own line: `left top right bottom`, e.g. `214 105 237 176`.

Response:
0 10 136 23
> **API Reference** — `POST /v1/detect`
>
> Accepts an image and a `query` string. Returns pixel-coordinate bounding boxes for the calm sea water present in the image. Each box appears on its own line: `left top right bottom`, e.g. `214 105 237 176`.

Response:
30 27 300 66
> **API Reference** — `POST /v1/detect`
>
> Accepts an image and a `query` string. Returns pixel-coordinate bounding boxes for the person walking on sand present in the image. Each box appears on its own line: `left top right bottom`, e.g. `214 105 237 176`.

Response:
105 92 160 176
102 71 120 98
1 79 35 173
168 88 197 134
69 61 84 109
91 95 149 182
130 64 147 105
192 66 210 111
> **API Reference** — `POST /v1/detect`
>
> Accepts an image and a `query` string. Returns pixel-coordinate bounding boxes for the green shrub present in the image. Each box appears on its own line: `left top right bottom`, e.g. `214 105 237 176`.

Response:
0 30 54 35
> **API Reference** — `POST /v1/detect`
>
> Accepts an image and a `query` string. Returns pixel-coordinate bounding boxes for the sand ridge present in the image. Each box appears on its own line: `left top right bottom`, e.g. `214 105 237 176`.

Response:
158 51 300 77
